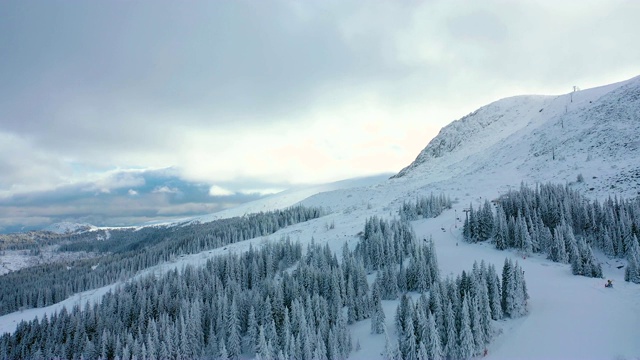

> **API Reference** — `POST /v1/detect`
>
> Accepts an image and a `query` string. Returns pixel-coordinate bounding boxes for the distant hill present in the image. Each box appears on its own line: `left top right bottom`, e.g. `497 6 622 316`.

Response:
42 222 97 234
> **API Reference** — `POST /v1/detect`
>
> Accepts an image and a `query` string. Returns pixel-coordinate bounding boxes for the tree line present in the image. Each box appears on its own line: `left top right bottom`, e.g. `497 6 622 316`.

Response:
398 193 452 221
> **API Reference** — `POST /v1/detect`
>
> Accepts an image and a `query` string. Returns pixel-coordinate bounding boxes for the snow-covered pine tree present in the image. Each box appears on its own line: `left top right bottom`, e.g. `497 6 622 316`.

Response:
493 206 509 250
572 238 603 278
478 200 495 241
443 300 457 359
457 297 474 359
549 227 569 263
510 261 529 318
501 258 515 317
370 285 386 334
625 235 640 283
384 327 402 360
426 311 444 360
401 314 418 360
486 263 503 320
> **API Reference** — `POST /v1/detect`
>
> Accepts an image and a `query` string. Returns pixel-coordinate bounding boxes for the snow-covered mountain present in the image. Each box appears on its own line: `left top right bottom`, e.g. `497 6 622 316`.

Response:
394 75 640 197
289 77 640 228
43 222 97 234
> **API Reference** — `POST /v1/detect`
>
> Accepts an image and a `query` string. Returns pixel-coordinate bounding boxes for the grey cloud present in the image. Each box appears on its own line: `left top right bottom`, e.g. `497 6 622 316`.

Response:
0 168 288 232
1 0 639 232
0 1 407 133
447 9 508 45
438 2 640 87
0 1 426 179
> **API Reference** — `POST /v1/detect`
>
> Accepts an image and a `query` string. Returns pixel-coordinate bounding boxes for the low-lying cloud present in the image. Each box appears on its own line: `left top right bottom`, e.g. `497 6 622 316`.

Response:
0 169 284 233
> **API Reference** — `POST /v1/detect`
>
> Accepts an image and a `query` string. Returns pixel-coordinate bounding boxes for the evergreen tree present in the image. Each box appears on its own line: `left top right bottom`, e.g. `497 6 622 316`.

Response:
426 312 443 360
494 207 509 250
443 301 457 359
384 327 401 360
401 315 418 360
486 264 503 320
313 334 328 360
549 227 568 263
625 235 640 283
458 297 474 359
226 299 242 359
246 306 258 355
370 286 386 334
478 200 495 241
256 326 271 360
501 260 528 318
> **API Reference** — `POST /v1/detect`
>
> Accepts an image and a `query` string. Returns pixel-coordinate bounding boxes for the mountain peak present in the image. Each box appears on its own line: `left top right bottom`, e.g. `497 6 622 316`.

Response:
392 75 640 198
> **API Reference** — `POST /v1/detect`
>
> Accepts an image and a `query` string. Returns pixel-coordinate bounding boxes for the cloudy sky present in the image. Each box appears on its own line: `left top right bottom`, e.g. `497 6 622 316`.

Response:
1 0 639 232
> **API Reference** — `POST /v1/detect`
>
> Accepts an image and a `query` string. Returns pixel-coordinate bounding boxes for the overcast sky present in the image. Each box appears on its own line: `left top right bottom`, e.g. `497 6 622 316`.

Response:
1 0 639 232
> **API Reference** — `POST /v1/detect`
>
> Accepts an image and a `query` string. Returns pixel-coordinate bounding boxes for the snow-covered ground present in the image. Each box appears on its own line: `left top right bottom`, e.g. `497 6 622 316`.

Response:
0 246 99 276
2 76 640 359
412 210 640 360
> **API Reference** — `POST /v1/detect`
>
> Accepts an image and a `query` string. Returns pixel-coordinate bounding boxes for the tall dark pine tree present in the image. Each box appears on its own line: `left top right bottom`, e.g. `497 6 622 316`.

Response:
625 235 640 283
370 285 386 334
458 297 474 360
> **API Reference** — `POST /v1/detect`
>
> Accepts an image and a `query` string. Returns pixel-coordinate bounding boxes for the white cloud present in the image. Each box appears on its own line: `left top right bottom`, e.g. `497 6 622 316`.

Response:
83 170 146 194
152 186 180 194
208 185 234 197
238 188 285 196
128 189 138 196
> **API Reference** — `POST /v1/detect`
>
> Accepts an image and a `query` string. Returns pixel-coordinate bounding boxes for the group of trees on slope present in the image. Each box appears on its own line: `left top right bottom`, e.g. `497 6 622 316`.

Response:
357 214 528 360
384 258 527 360
463 183 640 282
398 193 453 221
1 195 529 360
0 205 324 315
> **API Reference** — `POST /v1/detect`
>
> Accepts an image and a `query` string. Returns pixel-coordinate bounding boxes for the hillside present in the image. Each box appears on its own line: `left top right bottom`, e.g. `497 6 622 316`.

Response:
1 76 639 359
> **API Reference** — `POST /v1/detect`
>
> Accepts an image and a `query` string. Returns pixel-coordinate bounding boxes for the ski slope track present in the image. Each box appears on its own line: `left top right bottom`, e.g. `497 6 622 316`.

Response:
2 76 640 359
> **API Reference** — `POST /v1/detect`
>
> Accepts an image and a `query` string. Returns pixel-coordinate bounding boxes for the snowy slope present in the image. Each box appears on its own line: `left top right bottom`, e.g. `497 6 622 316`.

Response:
2 76 639 359
175 173 391 225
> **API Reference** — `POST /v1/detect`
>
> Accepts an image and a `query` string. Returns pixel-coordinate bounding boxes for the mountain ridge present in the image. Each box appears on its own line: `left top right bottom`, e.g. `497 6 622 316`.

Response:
390 75 640 199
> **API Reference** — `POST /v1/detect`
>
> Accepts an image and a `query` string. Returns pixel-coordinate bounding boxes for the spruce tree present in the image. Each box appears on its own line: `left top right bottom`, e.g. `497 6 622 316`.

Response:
426 312 444 360
443 301 457 359
402 315 418 360
458 297 474 359
384 327 401 360
370 285 386 334
625 235 640 283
